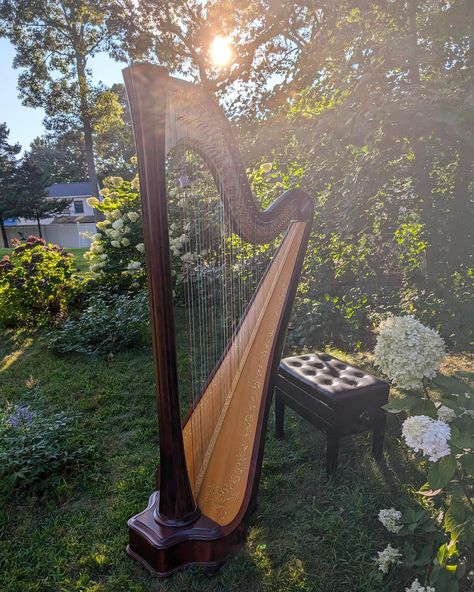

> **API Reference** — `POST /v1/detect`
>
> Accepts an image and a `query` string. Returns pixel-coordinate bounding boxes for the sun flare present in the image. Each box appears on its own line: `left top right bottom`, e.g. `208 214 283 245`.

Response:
210 36 233 67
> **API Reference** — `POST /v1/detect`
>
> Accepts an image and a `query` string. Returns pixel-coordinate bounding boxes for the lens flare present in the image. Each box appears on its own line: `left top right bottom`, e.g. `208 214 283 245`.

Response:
210 37 233 67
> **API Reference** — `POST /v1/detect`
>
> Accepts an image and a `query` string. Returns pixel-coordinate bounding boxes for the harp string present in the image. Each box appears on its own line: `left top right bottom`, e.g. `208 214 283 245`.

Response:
166 86 284 494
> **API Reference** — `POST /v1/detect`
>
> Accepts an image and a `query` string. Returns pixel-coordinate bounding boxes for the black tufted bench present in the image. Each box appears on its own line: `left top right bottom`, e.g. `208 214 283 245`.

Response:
274 352 389 474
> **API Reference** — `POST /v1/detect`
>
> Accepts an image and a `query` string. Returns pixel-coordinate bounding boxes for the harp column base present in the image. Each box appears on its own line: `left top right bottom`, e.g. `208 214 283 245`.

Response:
127 492 246 576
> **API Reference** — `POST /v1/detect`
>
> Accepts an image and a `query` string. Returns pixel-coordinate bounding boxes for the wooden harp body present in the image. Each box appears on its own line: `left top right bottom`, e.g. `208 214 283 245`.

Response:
122 63 313 576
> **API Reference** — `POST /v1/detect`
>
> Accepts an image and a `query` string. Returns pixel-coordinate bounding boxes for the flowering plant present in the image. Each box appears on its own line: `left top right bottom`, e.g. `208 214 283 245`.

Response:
374 315 445 390
0 236 79 326
0 396 95 495
374 316 474 591
84 176 146 290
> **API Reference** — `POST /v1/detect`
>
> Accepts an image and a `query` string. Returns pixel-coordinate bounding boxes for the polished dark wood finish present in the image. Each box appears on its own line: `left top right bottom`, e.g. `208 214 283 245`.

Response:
122 62 314 576
123 64 199 526
274 353 389 475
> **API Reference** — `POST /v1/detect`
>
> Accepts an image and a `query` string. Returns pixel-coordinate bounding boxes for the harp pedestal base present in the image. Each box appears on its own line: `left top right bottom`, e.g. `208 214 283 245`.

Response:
127 492 245 576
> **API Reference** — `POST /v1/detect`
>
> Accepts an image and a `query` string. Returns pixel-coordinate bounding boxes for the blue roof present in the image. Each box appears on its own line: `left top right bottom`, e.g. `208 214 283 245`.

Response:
47 182 94 198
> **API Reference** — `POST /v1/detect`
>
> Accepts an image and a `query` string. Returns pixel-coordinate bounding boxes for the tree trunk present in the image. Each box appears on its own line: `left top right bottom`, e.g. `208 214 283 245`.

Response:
0 215 9 248
36 213 43 238
74 51 100 211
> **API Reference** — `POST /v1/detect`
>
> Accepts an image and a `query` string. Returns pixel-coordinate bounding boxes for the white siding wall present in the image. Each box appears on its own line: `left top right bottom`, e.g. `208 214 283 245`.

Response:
5 223 95 248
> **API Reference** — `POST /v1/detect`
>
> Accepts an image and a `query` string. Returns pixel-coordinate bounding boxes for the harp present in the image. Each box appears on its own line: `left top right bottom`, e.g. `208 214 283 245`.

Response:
122 63 313 575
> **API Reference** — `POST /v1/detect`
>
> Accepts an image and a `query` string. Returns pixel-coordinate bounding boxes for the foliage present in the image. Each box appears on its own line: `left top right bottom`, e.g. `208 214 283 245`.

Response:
0 391 94 496
0 0 122 198
47 290 149 356
84 175 145 290
0 122 22 248
0 236 80 326
377 317 473 591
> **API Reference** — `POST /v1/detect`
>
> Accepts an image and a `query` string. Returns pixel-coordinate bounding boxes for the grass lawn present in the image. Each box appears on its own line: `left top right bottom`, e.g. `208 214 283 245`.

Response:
0 247 89 274
1 327 473 592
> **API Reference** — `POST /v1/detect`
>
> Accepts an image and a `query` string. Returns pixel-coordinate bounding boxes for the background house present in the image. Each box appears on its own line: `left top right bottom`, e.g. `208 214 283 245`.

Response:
4 181 97 248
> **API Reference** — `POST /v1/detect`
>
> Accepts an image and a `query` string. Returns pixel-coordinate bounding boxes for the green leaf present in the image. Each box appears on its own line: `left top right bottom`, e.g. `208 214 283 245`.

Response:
428 455 457 489
451 425 474 449
411 398 438 418
382 395 417 413
460 453 474 474
444 499 467 539
437 543 447 567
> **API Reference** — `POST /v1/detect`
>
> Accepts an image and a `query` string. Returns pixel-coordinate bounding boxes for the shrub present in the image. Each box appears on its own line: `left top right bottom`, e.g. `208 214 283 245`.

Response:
47 290 149 356
375 317 473 591
84 176 146 291
0 236 79 326
0 397 94 495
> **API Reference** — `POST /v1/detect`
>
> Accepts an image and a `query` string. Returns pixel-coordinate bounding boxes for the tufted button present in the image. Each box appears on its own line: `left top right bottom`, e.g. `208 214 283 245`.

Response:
341 377 357 386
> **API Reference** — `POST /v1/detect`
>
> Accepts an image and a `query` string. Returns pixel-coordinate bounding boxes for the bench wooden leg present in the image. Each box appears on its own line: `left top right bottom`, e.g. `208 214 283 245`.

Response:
326 432 339 475
275 390 285 439
372 415 386 462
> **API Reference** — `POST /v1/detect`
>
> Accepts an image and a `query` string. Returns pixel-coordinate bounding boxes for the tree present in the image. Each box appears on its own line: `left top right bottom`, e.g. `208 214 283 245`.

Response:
24 83 135 184
0 0 119 199
16 158 71 238
0 123 21 247
26 131 87 185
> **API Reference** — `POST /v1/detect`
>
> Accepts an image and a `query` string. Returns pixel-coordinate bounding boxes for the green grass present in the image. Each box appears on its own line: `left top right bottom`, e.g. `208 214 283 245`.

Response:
0 247 89 274
0 329 472 592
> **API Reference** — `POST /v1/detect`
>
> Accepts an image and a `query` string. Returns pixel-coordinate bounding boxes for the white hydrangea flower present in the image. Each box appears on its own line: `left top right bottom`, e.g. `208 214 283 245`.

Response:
402 415 451 462
110 240 121 248
99 187 110 197
131 176 140 190
374 316 445 390
111 209 122 220
405 578 435 592
181 252 194 263
375 544 401 573
87 196 99 207
100 253 108 260
128 260 142 271
121 238 130 247
437 405 456 423
127 211 140 223
112 218 124 231
136 243 145 253
123 225 131 234
108 176 123 188
378 508 402 533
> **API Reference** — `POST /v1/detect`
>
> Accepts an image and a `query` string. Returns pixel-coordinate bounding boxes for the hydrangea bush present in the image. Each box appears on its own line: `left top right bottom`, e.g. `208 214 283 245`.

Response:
0 236 79 326
84 176 146 290
373 316 474 592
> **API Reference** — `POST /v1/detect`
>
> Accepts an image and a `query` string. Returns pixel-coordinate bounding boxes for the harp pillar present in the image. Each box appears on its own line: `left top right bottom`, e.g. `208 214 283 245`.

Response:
123 63 200 527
